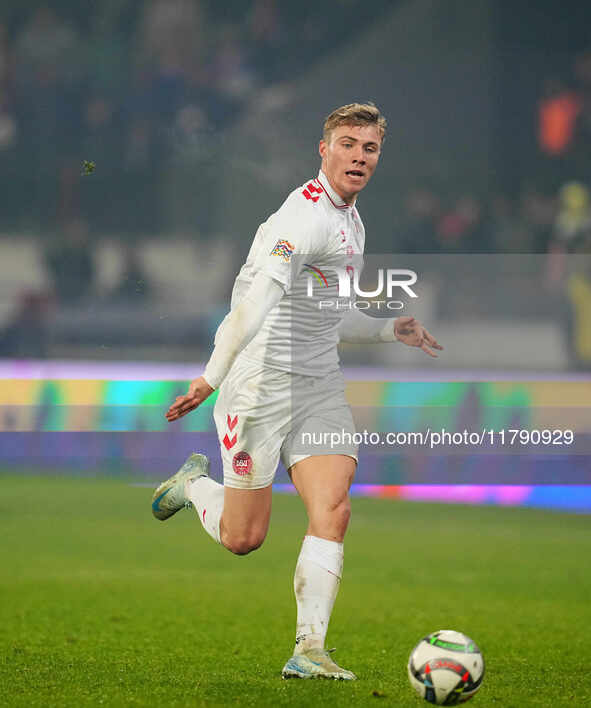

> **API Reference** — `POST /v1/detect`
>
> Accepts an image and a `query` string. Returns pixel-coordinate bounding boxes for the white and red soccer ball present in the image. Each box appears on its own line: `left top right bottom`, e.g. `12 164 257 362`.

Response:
408 630 484 705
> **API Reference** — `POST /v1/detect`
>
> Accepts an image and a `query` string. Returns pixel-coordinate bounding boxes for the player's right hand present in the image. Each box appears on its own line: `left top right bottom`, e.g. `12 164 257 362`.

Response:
165 376 214 422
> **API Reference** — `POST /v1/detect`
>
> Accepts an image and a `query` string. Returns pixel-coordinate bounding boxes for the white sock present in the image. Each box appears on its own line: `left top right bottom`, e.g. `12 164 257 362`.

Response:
187 476 224 544
293 535 344 655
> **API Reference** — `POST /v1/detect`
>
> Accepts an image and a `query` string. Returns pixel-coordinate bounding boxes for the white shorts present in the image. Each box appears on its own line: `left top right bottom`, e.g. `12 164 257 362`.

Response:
213 357 358 489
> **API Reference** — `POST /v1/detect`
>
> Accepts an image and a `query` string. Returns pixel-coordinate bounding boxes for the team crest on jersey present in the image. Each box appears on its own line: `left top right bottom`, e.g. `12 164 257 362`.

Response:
270 239 295 262
232 451 252 476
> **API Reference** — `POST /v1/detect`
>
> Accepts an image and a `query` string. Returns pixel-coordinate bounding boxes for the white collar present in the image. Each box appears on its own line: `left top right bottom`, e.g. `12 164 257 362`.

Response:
316 170 351 209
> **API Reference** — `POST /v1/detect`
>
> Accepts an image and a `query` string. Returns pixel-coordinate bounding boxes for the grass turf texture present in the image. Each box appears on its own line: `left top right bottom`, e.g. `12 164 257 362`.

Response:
1 476 590 707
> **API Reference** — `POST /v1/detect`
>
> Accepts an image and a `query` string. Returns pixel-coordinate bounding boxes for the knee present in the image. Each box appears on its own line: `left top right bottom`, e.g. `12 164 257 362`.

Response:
313 497 351 540
331 497 351 531
222 531 266 556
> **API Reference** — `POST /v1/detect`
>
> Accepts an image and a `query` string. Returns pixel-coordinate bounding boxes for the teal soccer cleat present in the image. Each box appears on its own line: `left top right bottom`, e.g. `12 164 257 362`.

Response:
281 649 357 680
151 453 210 521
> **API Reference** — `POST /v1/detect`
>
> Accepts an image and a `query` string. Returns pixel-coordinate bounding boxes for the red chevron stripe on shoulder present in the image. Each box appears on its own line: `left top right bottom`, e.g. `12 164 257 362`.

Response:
302 181 323 203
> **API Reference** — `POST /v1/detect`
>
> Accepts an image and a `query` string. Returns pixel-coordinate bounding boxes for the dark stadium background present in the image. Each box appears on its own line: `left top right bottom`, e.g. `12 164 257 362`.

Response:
0 1 590 509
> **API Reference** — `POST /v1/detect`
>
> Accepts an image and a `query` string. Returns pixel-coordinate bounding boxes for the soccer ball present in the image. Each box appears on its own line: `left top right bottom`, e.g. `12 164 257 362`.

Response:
407 630 484 705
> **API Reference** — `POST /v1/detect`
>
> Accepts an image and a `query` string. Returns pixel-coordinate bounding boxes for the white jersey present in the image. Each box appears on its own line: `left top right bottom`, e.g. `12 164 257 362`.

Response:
214 170 366 376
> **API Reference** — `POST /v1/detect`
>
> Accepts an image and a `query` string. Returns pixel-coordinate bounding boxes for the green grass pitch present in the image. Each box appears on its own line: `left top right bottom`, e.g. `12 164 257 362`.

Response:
1 475 590 707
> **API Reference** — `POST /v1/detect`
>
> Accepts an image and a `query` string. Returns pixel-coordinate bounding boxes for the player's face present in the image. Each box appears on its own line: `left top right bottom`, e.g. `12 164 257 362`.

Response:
319 124 382 204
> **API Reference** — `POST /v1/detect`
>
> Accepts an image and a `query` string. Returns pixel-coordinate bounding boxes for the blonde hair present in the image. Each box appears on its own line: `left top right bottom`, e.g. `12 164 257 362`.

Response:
323 102 387 142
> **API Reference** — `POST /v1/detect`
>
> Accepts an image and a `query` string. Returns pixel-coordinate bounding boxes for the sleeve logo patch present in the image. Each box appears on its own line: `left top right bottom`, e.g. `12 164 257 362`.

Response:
270 239 295 262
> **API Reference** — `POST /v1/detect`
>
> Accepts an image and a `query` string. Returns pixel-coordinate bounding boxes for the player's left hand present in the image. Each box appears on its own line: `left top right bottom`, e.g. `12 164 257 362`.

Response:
165 376 214 422
394 316 443 357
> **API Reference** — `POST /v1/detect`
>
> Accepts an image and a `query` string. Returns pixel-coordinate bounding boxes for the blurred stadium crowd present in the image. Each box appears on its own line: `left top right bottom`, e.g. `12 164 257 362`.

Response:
0 0 393 234
0 1 590 368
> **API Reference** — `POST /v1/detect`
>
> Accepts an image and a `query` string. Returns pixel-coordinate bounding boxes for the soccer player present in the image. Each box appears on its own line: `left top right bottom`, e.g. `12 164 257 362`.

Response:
152 102 442 679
